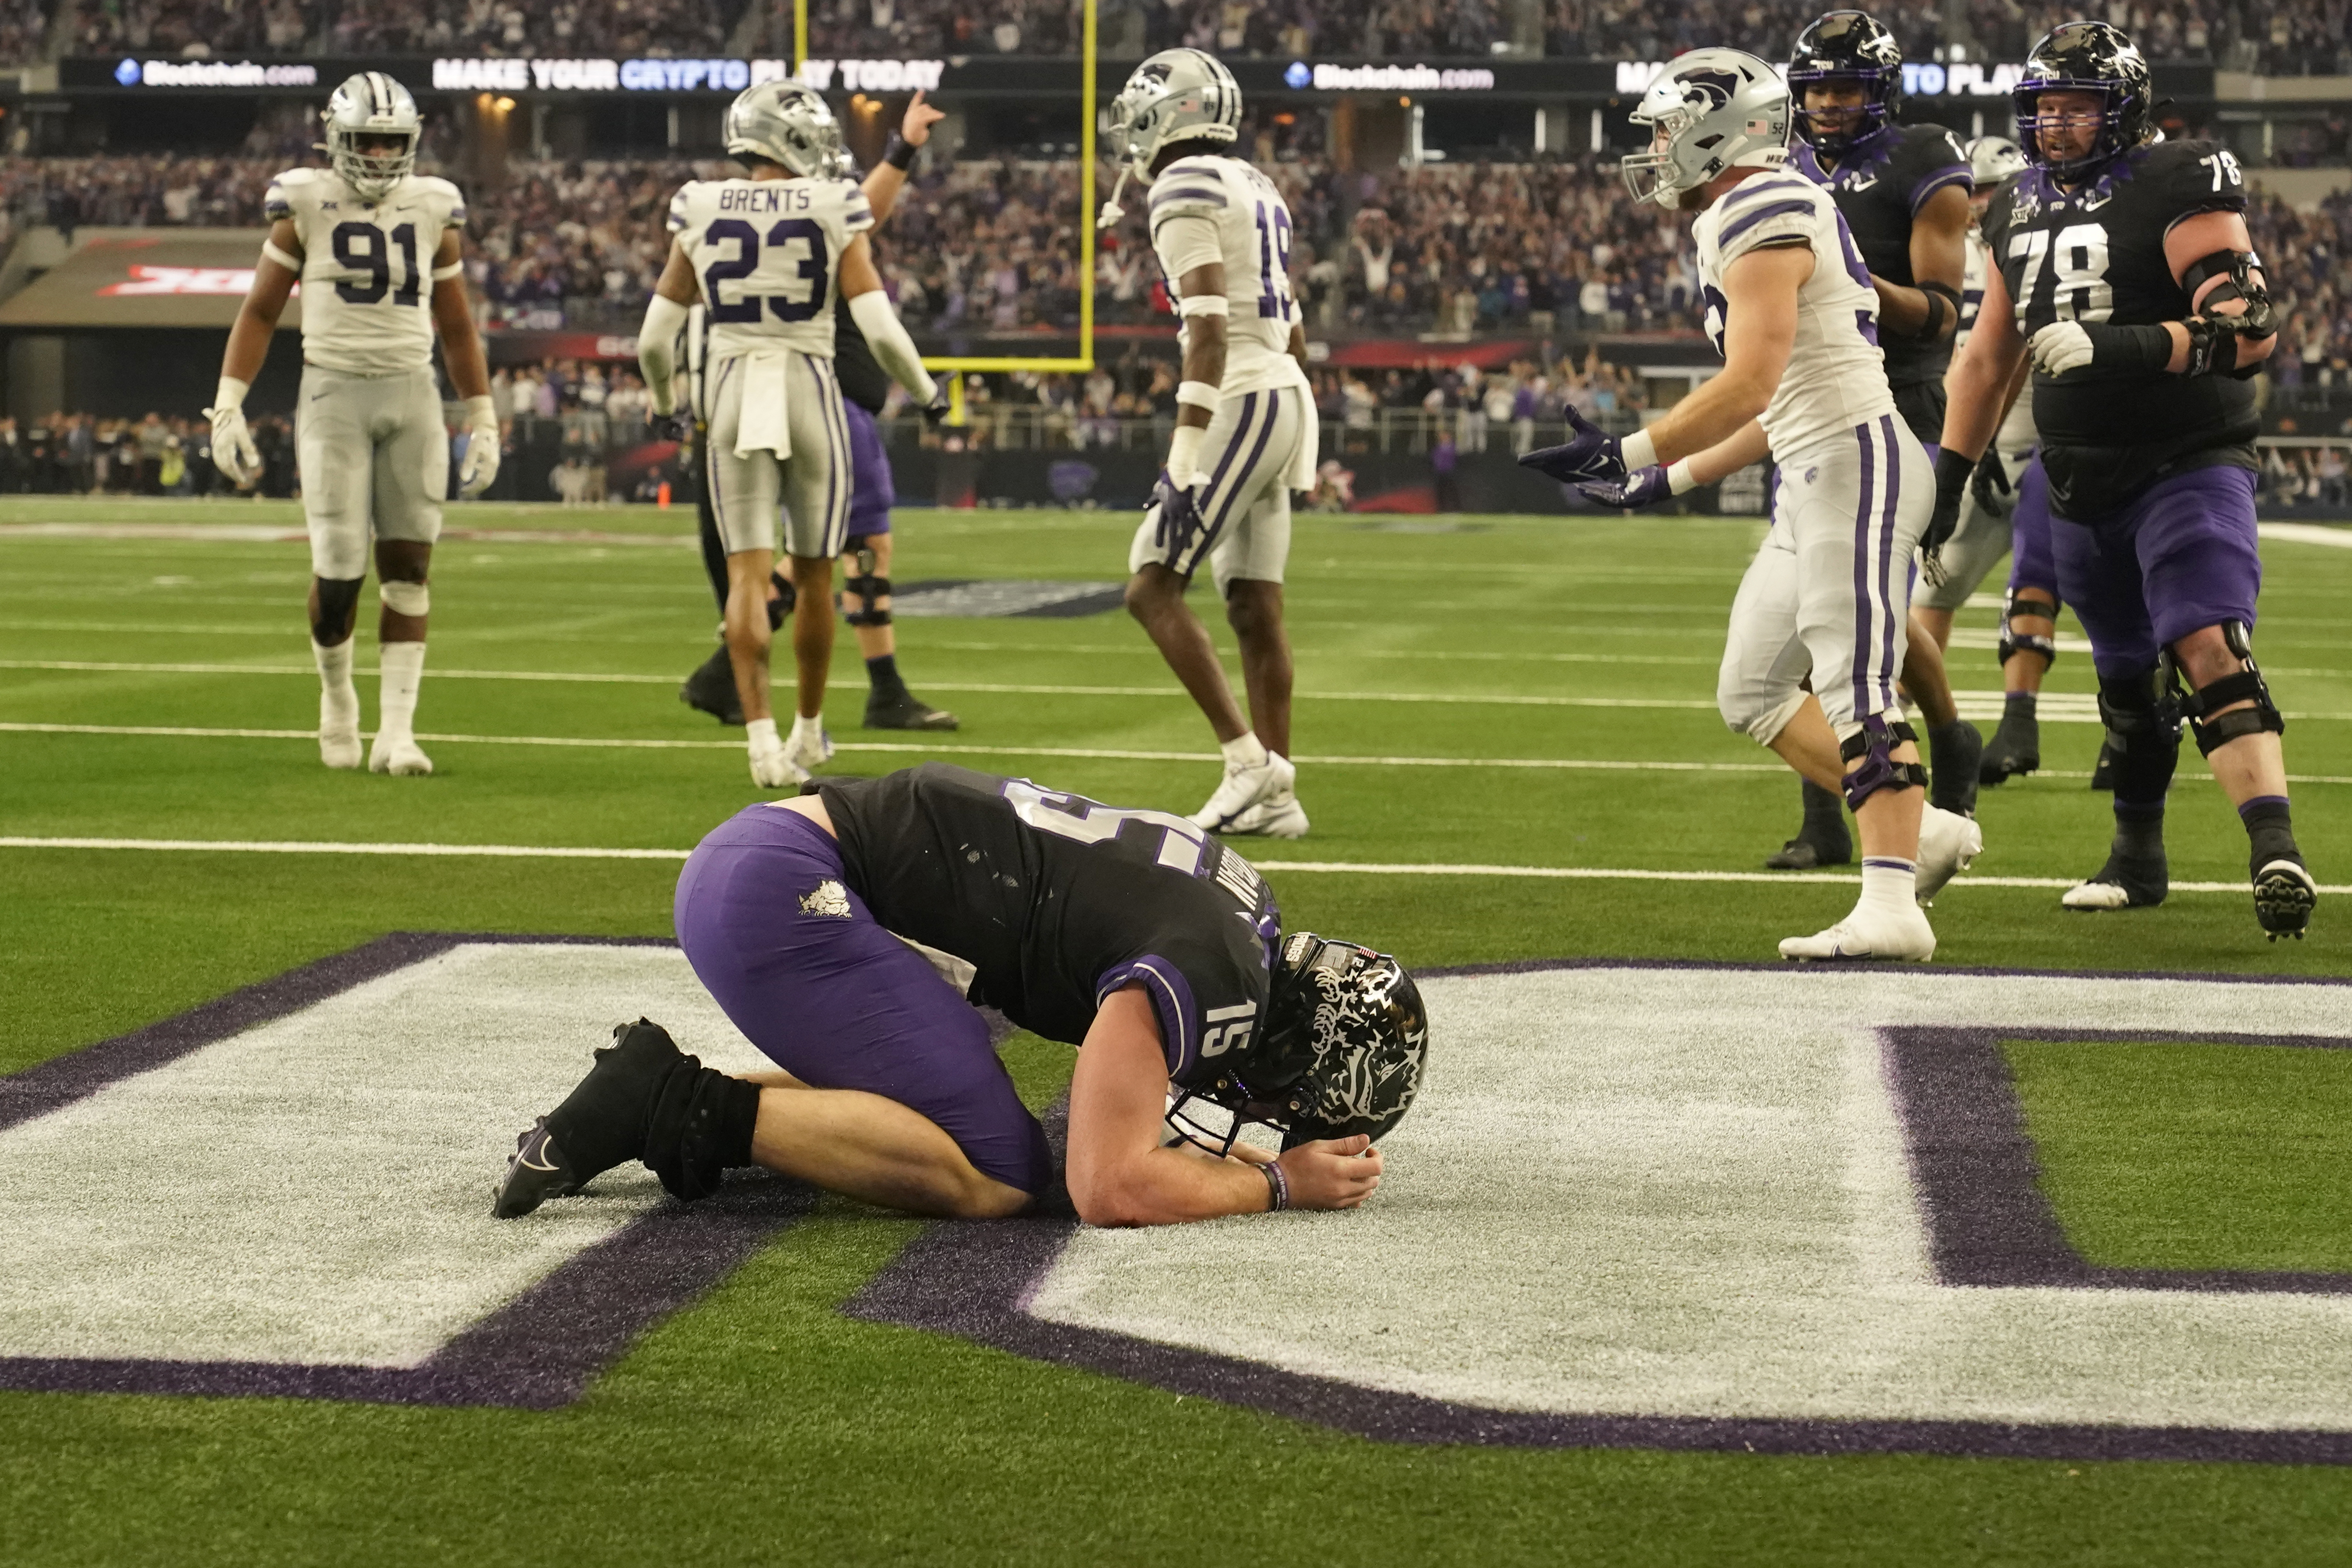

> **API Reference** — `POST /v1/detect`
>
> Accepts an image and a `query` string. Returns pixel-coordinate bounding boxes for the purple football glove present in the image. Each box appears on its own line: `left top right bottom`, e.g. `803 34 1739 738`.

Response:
1517 406 1627 486
649 411 690 444
1148 470 1206 556
1576 463 1676 510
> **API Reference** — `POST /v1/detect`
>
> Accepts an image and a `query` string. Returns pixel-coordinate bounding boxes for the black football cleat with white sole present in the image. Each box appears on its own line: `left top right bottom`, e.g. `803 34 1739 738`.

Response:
679 645 743 726
2061 850 2168 912
1927 720 1982 817
492 1117 581 1219
2253 858 2318 941
864 691 959 731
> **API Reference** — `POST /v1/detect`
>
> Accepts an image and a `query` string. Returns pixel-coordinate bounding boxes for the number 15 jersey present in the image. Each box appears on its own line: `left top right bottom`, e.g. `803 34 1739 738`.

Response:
667 175 872 361
266 167 467 376
1148 154 1311 398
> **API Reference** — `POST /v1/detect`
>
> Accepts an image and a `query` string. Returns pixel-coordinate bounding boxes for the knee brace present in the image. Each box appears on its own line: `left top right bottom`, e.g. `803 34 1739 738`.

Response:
842 545 891 627
2096 667 2183 802
312 575 364 644
765 569 796 633
1839 717 1929 811
1998 587 2059 667
2174 622 2285 756
378 579 429 618
642 1056 763 1203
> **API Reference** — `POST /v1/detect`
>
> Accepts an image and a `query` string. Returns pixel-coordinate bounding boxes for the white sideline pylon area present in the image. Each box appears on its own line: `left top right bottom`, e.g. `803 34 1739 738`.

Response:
0 943 768 1368
2 836 2346 896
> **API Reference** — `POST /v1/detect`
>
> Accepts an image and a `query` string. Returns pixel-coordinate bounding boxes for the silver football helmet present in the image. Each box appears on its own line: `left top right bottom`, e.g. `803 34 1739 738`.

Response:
1964 134 2028 188
1620 49 1792 211
723 80 844 179
321 71 421 202
1098 48 1242 229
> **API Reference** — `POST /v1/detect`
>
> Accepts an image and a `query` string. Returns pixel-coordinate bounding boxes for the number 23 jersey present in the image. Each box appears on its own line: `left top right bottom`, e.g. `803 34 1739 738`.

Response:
667 176 872 361
816 764 1280 1088
266 167 466 376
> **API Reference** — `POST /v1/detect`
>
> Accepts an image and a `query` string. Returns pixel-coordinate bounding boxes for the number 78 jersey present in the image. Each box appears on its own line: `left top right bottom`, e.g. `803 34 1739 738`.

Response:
266 167 466 376
668 176 872 361
1148 154 1311 397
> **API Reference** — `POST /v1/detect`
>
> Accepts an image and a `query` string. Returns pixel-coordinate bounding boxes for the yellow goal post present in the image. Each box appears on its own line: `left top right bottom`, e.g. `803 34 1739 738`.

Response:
794 0 1098 384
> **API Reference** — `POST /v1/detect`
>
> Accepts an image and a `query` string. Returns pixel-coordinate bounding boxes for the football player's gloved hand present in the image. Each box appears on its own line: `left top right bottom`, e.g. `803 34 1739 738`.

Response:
648 410 690 444
1517 405 1626 485
1148 468 1205 555
203 379 260 487
921 387 954 426
457 395 501 498
2028 321 2094 377
1970 445 2015 521
1576 463 1677 510
1920 448 1975 587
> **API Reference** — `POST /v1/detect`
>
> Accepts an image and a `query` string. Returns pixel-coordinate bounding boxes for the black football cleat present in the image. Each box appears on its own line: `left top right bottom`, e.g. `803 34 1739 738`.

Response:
864 691 959 731
2061 850 2169 912
1979 710 2040 786
679 644 743 726
2253 858 2318 942
1765 834 1851 870
492 1117 582 1219
1927 719 1982 817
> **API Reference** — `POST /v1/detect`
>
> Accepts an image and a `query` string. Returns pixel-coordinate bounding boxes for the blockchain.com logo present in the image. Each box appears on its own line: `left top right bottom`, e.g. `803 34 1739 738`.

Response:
1283 60 1311 89
114 57 141 85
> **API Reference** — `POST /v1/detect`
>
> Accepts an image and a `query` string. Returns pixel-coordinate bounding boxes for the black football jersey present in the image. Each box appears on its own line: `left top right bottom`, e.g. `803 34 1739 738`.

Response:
816 764 1280 1086
830 292 893 414
1982 138 2259 517
1794 123 1971 394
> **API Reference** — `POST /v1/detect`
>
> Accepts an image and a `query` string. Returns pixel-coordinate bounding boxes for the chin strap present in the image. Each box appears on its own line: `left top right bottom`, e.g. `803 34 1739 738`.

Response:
1097 167 1132 231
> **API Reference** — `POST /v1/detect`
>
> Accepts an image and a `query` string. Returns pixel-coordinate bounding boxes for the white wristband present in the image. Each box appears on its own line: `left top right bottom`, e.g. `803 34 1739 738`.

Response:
1175 292 1229 318
1620 427 1657 471
1175 380 1221 413
211 376 249 415
1166 423 1207 489
1666 458 1699 496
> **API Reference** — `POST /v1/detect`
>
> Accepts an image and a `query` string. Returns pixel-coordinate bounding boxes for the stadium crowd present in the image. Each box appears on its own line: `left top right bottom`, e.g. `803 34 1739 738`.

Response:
0 0 2329 68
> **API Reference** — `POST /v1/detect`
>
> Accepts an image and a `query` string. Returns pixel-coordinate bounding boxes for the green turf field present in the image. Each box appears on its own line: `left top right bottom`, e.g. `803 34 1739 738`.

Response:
4 495 2351 1564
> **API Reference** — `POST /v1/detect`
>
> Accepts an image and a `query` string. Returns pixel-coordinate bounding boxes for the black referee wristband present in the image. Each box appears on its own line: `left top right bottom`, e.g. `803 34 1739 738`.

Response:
2085 322 2174 373
882 134 918 171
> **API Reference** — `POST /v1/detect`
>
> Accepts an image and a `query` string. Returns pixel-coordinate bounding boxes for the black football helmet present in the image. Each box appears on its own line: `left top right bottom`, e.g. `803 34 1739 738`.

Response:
2013 21 2153 182
1787 10 1904 156
1166 932 1429 1156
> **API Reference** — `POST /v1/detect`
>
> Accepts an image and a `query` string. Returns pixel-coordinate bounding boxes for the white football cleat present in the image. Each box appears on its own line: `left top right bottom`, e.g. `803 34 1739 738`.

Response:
1223 789 1310 839
1779 903 1937 962
749 733 802 789
782 721 834 779
367 734 433 776
1914 805 1984 904
1189 751 1296 834
319 687 361 769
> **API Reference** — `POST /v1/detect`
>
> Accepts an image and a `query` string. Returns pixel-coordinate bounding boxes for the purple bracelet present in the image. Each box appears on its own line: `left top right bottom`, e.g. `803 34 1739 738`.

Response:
1261 1159 1289 1212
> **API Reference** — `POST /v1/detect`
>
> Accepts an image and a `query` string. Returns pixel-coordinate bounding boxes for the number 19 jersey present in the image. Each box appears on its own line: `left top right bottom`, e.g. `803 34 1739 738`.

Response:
667 176 872 361
265 167 468 376
1148 154 1311 398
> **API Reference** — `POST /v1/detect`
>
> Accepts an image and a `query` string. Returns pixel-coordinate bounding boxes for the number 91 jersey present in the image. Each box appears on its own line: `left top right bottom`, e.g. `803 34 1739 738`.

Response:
668 176 872 361
266 167 466 376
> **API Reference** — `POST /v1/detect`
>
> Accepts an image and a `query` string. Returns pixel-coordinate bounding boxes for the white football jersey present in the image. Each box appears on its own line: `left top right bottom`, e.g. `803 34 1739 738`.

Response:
265 167 467 376
1957 228 2038 449
666 176 872 361
1693 171 1896 458
1147 154 1310 398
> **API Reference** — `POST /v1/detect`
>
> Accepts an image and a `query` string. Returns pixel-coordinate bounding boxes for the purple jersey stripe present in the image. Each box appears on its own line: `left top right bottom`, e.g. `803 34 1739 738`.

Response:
1873 415 1904 712
1096 956 1201 1078
1717 199 1816 252
1719 177 1815 211
1850 418 1879 726
1908 164 1971 214
1150 185 1227 208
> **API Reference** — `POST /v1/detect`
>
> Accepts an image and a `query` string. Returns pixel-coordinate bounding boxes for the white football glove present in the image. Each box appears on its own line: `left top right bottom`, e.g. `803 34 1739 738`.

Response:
457 395 501 498
203 378 260 486
2029 321 2095 377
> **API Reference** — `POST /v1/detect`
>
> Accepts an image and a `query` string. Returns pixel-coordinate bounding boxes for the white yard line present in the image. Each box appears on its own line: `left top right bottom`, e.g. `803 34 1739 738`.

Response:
10 720 2352 784
3 834 2340 896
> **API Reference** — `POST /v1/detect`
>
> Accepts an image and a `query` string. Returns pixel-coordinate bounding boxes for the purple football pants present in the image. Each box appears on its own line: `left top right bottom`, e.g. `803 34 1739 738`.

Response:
2048 464 2262 679
673 803 1052 1195
842 400 895 541
2006 455 2057 599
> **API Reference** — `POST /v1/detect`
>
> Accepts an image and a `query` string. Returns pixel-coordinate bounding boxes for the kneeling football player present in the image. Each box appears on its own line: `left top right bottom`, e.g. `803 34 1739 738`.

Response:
494 763 1427 1225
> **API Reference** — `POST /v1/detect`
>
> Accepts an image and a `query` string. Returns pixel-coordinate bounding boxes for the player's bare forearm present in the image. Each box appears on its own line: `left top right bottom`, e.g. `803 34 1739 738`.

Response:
861 164 907 228
2155 208 2276 374
1882 184 1969 341
1179 317 1226 429
1940 267 2026 461
1685 419 1772 486
1288 323 1308 376
222 257 299 384
1066 988 1260 1223
432 282 491 400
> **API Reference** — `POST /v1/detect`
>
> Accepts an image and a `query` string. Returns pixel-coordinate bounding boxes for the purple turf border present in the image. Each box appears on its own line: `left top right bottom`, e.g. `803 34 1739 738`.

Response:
0 931 811 1409
845 958 2352 1466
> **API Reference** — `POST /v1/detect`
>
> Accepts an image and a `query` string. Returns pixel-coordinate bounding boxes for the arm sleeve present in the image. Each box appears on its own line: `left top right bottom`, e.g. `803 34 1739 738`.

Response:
637 293 689 415
1153 210 1224 282
845 287 937 405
